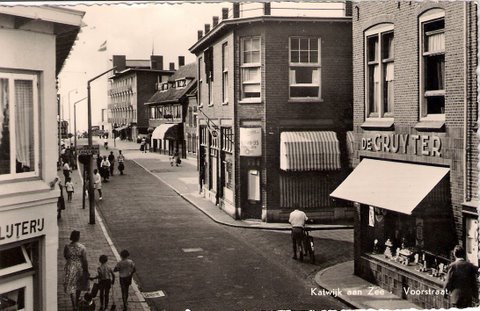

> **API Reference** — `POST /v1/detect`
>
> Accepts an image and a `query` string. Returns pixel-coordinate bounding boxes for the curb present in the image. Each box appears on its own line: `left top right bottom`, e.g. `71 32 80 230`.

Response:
131 157 353 231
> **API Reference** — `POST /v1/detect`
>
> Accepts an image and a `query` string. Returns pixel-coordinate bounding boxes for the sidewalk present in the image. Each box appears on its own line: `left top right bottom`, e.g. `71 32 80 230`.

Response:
57 167 149 311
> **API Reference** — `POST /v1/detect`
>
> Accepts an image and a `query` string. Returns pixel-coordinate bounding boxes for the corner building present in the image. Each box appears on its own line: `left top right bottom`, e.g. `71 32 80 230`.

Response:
190 3 353 222
331 1 478 308
0 6 84 310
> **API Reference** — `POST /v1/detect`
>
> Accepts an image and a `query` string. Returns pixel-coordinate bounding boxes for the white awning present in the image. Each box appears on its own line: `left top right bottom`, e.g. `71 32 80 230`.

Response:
152 124 177 140
280 131 341 171
330 158 450 215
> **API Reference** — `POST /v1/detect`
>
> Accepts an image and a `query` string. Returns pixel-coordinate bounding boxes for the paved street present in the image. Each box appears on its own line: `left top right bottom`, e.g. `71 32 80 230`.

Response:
92 143 353 310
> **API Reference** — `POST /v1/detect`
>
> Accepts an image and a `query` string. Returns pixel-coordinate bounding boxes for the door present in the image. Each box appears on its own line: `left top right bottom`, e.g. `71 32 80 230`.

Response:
241 165 262 219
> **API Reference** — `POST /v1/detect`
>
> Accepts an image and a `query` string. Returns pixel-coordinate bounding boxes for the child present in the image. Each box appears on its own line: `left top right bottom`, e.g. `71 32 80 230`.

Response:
114 250 136 311
91 255 115 310
77 292 96 311
65 177 74 202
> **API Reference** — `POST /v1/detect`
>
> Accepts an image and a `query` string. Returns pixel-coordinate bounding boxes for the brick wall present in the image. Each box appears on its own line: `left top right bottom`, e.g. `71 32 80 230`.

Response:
352 1 477 244
136 72 168 132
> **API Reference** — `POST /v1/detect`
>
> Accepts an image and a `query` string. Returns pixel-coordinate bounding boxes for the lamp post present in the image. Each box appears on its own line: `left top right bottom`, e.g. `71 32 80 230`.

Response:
73 97 87 151
87 67 116 224
68 89 78 144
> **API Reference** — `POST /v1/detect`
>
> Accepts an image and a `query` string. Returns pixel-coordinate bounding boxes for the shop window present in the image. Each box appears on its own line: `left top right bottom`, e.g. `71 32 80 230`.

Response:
0 73 39 180
289 37 322 99
465 217 478 264
0 246 33 277
365 24 394 118
420 10 445 120
241 37 261 101
248 170 260 201
222 42 229 104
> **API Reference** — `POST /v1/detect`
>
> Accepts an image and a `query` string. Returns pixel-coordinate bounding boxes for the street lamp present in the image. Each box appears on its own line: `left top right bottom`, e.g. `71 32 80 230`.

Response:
73 97 87 151
68 89 78 144
87 67 116 224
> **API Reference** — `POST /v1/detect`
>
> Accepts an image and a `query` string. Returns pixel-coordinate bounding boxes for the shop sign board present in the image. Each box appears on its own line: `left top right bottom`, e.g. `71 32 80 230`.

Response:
0 206 52 245
361 133 442 157
76 144 100 156
240 127 262 156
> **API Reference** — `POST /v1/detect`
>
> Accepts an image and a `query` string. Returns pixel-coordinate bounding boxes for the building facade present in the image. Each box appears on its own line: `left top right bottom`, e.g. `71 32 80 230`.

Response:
331 1 478 308
108 55 174 141
185 91 198 159
190 2 353 222
0 6 84 310
146 60 196 158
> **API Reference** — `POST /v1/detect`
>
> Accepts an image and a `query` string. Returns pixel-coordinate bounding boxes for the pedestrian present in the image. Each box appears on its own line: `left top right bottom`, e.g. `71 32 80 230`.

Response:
93 169 103 200
170 153 175 167
101 156 110 182
140 137 145 152
63 161 71 180
77 292 96 311
118 150 125 175
52 177 66 219
90 255 115 310
64 230 89 311
96 154 102 171
288 207 308 260
174 151 181 166
108 151 115 176
114 249 136 311
65 177 74 202
103 136 108 150
443 245 479 308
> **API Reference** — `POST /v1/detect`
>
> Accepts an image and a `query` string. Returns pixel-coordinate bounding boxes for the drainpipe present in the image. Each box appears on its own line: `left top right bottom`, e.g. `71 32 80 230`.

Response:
463 1 468 202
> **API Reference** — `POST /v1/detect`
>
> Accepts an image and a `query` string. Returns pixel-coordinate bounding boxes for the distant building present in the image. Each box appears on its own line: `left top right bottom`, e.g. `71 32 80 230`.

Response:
107 55 174 141
331 1 478 308
146 59 197 158
190 2 353 222
0 6 84 309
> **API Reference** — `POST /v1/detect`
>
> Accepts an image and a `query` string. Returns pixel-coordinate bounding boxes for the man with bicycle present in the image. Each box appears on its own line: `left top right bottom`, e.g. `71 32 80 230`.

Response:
289 207 308 260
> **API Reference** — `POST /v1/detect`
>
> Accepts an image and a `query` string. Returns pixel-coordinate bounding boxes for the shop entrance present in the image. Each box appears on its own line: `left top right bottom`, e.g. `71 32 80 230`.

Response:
240 158 262 219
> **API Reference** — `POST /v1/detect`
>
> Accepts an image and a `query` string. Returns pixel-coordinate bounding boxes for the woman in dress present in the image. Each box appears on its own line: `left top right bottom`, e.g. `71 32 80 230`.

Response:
64 230 89 310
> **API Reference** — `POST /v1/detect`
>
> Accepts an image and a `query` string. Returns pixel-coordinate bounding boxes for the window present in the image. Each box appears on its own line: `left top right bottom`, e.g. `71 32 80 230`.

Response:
365 25 394 118
198 57 203 107
420 10 445 119
248 169 260 201
241 37 261 101
289 37 322 99
0 72 39 180
222 42 229 104
176 79 186 88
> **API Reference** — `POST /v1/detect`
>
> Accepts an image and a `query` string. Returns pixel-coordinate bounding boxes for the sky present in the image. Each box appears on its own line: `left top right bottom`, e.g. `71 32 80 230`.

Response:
57 1 229 132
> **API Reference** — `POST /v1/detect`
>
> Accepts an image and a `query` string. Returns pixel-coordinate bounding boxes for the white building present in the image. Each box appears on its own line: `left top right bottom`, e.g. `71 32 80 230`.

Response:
0 6 84 310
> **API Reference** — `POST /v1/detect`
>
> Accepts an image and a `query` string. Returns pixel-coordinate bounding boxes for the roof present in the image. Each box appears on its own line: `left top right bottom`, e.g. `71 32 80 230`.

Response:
190 15 351 53
0 6 85 75
146 63 197 105
109 68 175 80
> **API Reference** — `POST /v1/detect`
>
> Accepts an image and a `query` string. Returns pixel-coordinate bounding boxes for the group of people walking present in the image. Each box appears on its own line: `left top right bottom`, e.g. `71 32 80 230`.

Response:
93 150 126 200
63 230 136 311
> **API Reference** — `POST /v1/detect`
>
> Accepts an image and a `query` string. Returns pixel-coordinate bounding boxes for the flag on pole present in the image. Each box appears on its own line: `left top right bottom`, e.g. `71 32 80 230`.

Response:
98 40 107 52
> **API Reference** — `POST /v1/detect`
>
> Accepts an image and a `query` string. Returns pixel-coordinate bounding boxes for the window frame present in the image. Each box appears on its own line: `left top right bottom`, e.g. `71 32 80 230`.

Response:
240 36 262 102
364 24 395 120
0 72 39 181
288 37 322 100
198 56 203 107
222 42 229 105
419 9 445 121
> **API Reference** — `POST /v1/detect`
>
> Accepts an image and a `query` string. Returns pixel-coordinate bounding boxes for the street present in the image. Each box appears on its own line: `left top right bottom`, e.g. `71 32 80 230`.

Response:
92 145 353 310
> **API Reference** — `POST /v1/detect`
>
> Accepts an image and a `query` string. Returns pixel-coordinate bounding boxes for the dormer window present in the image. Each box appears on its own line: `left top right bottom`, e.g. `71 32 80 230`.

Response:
176 79 187 88
160 82 169 92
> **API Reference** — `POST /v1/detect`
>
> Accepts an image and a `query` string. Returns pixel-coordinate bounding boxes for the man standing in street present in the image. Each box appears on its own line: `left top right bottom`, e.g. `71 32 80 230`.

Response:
289 207 308 260
108 151 115 176
443 245 479 308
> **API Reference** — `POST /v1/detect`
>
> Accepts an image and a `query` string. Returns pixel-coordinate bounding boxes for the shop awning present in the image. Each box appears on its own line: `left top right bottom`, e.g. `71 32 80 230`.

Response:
152 124 178 140
330 158 450 215
280 131 341 171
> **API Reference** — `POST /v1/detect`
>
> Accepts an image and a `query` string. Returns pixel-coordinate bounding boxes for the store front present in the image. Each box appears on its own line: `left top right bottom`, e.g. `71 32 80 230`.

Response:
331 158 456 308
151 123 183 156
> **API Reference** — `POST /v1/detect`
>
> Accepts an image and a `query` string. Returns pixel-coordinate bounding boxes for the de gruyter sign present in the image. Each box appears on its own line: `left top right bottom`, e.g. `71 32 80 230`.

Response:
361 133 442 157
240 127 262 156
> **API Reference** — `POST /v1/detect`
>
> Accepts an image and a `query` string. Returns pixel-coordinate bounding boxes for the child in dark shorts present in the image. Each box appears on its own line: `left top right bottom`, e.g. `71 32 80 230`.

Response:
114 250 136 311
91 255 115 310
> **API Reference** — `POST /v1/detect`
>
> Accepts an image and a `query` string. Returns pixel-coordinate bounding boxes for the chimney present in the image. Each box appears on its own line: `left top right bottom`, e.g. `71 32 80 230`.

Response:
212 16 219 27
204 23 211 34
178 56 185 68
264 2 271 15
222 8 229 20
112 55 126 73
197 30 203 40
345 1 353 17
169 62 175 71
233 3 240 18
150 55 163 70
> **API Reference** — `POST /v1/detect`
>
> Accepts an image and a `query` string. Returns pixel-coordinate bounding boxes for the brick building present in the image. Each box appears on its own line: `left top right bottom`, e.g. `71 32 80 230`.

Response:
190 2 353 222
146 60 197 158
331 1 478 308
108 55 174 141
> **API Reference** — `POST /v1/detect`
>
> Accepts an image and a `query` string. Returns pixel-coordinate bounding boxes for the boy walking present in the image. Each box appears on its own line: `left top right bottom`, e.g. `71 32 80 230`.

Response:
114 250 136 311
91 255 115 310
65 177 74 202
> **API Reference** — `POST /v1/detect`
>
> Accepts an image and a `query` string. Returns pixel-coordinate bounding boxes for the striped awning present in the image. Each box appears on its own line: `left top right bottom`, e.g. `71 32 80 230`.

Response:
346 131 355 168
280 131 341 171
152 124 178 140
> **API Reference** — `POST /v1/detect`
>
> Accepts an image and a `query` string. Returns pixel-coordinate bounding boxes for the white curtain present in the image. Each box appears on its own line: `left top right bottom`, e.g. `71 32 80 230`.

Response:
15 80 33 171
427 32 445 53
